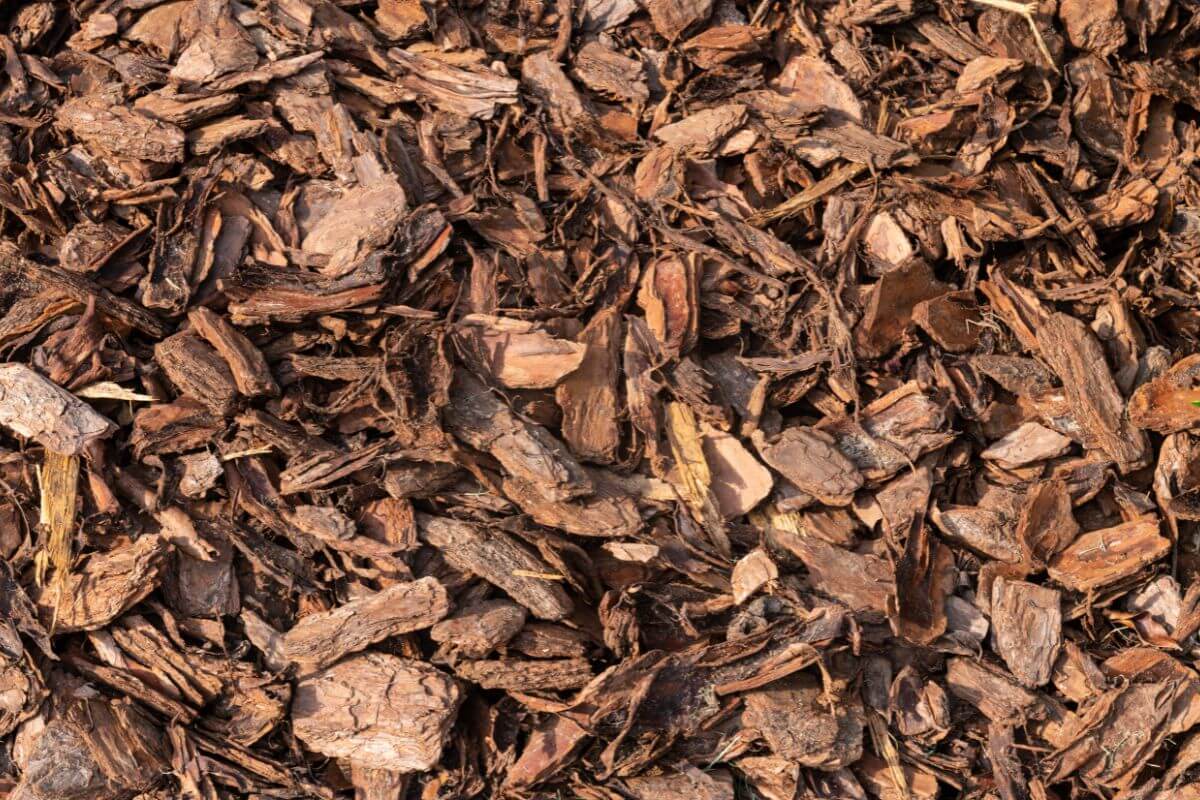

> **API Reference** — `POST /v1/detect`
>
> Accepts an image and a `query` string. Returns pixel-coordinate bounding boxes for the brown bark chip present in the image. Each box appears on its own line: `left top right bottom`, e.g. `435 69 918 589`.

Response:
292 653 462 772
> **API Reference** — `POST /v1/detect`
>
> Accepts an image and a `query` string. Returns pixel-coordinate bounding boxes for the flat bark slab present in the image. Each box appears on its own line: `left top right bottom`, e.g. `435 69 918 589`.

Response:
34 535 168 633
754 427 863 506
292 653 461 772
0 364 115 454
742 673 864 770
991 577 1062 688
1036 313 1147 471
260 577 450 672
1049 518 1170 592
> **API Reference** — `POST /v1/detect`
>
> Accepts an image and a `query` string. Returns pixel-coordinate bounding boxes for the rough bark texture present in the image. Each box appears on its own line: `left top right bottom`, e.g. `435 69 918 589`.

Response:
271 577 450 672
5 4 1200 799
0 364 115 454
292 653 462 772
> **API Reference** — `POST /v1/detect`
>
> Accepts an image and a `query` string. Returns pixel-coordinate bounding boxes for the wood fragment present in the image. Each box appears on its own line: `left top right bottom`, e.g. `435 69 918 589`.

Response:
254 577 450 673
418 515 574 620
0 364 114 455
292 653 462 772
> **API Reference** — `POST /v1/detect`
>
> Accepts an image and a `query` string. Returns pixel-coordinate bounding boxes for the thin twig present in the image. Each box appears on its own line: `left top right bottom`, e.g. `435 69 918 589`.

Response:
970 0 1057 70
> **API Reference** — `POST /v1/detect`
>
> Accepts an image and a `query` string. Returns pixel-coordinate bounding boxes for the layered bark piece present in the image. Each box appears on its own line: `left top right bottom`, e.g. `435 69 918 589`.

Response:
754 427 862 506
0 364 114 454
250 577 450 672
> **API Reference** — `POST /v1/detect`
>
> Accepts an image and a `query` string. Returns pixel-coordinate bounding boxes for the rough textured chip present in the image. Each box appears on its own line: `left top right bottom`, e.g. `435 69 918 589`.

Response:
0 364 114 455
991 577 1062 687
292 653 461 772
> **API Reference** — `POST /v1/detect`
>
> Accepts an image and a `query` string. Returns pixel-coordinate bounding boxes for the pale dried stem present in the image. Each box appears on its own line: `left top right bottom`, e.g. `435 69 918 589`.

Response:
971 0 1057 70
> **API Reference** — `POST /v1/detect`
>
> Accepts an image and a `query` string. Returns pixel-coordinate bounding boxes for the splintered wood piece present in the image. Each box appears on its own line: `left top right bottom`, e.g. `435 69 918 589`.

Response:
134 91 241 127
0 364 115 454
34 535 168 633
292 653 462 772
300 177 411 278
991 577 1062 687
1048 518 1170 592
743 673 864 770
1036 313 1147 470
418 514 574 620
664 401 729 555
754 427 863 506
36 451 78 591
863 211 913 268
274 577 450 672
187 116 270 155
